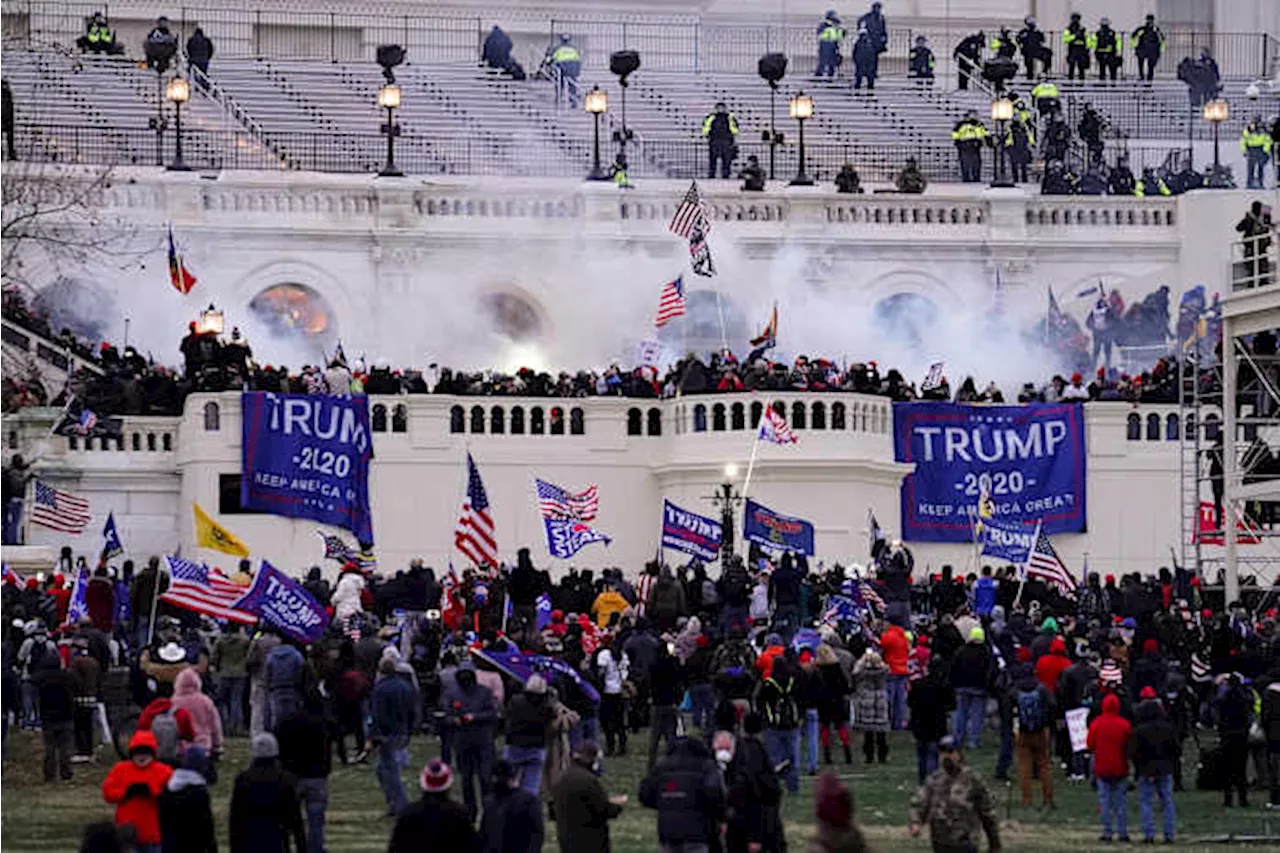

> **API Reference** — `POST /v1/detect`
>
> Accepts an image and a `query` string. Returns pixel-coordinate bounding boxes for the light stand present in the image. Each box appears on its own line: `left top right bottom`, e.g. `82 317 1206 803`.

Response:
989 97 1014 187
377 83 403 177
706 463 743 562
789 92 814 186
1204 99 1229 186
609 51 640 172
584 85 609 180
165 76 191 171
758 53 788 181
149 72 168 167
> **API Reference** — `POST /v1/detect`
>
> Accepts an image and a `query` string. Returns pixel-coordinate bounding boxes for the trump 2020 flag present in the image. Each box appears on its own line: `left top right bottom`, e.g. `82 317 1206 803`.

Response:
543 518 611 560
535 593 553 630
660 499 722 562
63 566 89 626
979 517 1036 564
233 559 330 644
102 512 124 560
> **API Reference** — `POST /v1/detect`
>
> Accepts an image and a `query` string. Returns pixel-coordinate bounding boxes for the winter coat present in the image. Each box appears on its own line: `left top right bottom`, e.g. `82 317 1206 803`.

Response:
275 707 334 780
170 668 223 753
506 691 555 749
853 658 890 732
481 785 544 853
879 626 909 676
908 674 954 742
591 590 629 629
724 734 781 842
646 577 687 632
1129 702 1178 778
37 667 76 724
1035 641 1071 692
1215 684 1253 738
229 758 306 853
85 576 116 632
212 632 250 679
372 672 418 740
638 737 725 845
816 663 850 725
332 572 365 624
159 768 217 853
553 759 624 853
389 794 480 853
102 732 174 845
542 697 579 801
949 644 991 692
1086 694 1132 779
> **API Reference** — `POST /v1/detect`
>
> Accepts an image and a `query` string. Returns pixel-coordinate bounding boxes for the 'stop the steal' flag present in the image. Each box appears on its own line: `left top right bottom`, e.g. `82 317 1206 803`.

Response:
543 518 612 560
233 559 330 644
742 498 815 556
241 392 375 543
660 499 723 562
101 512 124 560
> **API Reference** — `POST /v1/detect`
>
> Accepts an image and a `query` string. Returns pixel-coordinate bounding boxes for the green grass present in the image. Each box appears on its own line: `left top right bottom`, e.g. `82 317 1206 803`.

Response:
2 728 1277 852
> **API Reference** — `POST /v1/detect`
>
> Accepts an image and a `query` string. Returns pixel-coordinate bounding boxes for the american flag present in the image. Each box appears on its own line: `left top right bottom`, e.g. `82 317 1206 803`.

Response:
535 477 599 522
921 361 946 391
455 453 498 568
758 407 797 445
30 481 91 534
316 530 376 570
860 579 886 612
160 556 256 622
654 276 687 328
689 224 716 277
668 181 710 238
1026 525 1076 598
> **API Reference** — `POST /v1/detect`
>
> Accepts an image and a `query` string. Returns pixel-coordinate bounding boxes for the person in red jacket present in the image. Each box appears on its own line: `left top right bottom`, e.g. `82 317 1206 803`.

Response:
48 573 71 624
1087 694 1133 842
1036 636 1074 768
102 730 175 852
879 620 911 730
137 697 197 762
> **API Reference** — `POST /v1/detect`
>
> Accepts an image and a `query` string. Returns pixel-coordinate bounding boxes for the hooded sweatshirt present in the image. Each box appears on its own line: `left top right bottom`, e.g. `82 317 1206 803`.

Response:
1086 694 1132 779
170 668 223 753
158 766 217 853
1034 637 1071 693
102 731 175 845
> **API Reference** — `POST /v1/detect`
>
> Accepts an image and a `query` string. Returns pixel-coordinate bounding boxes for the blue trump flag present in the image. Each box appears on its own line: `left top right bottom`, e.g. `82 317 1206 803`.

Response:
979 517 1037 564
234 559 330 644
543 517 611 559
742 499 815 556
893 402 1087 542
473 647 600 705
102 513 124 560
64 566 89 626
660 499 722 561
241 392 374 543
535 593 553 630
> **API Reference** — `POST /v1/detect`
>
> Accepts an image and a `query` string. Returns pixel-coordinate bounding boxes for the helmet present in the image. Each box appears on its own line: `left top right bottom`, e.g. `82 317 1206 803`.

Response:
1100 17 1110 26
559 33 571 43
1025 16 1036 27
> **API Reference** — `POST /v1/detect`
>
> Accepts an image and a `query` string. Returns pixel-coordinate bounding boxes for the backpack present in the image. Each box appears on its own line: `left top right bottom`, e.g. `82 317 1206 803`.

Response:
1016 687 1046 733
151 708 180 763
768 677 800 730
701 579 719 608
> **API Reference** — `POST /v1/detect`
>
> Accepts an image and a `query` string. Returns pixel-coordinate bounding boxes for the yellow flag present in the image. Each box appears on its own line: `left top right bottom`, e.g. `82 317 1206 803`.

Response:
193 502 250 558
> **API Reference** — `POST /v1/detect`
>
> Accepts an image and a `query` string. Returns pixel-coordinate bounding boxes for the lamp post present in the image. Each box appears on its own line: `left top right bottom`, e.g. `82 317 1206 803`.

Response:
1203 98 1229 183
377 83 403 177
197 303 224 336
789 92 814 186
990 97 1014 187
584 85 609 180
707 463 742 562
164 76 191 171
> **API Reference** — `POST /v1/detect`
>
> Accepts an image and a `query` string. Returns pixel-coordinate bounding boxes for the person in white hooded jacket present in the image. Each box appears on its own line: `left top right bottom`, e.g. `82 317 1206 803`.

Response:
596 646 629 757
332 566 366 630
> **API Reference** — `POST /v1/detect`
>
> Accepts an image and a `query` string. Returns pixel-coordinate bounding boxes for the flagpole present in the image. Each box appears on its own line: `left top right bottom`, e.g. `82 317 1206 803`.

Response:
146 562 164 647
740 414 766 500
1013 518 1042 609
714 290 729 355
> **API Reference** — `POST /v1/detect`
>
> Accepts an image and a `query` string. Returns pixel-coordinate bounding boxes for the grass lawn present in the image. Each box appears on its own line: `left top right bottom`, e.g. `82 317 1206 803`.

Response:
2 728 1277 852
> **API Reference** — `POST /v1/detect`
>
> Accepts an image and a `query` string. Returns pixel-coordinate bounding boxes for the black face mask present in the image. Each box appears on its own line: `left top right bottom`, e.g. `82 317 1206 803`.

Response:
942 756 961 774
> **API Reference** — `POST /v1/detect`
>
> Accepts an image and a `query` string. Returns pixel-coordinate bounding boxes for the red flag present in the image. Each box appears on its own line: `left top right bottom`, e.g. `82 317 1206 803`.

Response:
168 224 197 294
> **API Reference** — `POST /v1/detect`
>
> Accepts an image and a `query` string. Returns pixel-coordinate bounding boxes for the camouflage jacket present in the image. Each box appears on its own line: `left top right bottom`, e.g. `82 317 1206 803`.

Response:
908 765 1001 851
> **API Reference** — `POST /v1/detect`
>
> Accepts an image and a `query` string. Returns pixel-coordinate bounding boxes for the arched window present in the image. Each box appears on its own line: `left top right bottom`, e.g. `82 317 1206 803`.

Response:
550 407 565 435
750 401 763 428
490 406 505 434
1204 413 1221 441
570 408 585 435
371 404 388 432
450 405 464 434
203 401 220 432
510 406 525 434
162 433 172 451
731 403 745 430
1126 412 1141 440
647 407 662 436
712 403 727 431
1184 413 1196 440
131 433 141 451
832 402 847 430
627 407 642 436
392 404 408 433
531 407 545 435
470 405 485 434
147 433 157 452
1165 413 1179 441
791 401 806 430
693 404 708 432
1146 413 1160 441
812 401 826 430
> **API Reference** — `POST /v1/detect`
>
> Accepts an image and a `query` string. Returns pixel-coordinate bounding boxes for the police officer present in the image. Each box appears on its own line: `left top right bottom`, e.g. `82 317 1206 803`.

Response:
1108 156 1136 195
951 110 989 183
1016 16 1049 80
1004 111 1035 183
1031 77 1060 119
856 1 888 77
703 101 739 179
78 11 122 55
1241 116 1272 189
1135 166 1171 197
814 11 845 78
1132 14 1165 82
908 737 1002 853
953 31 985 90
1041 159 1077 195
1092 18 1122 82
852 24 879 91
609 152 632 188
990 27 1017 61
1078 103 1105 166
1063 13 1090 80
910 35 935 82
1042 114 1070 164
550 34 582 106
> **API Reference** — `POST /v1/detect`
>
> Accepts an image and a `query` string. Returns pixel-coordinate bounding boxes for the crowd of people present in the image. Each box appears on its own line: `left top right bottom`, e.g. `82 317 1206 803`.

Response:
4 537 1280 852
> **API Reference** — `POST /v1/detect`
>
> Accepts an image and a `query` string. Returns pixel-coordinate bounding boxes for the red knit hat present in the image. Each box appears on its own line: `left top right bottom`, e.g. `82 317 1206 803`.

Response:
815 772 853 828
1139 686 1157 700
1142 639 1159 655
420 760 453 792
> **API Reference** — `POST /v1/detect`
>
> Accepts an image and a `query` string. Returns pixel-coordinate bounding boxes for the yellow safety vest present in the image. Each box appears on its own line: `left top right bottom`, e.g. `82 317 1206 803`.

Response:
1063 27 1086 46
819 25 844 43
702 113 740 137
87 23 110 43
1090 31 1121 54
1241 128 1273 154
1032 82 1059 99
552 45 581 63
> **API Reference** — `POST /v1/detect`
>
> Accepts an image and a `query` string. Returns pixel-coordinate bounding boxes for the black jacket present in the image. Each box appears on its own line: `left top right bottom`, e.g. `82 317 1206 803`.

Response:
638 738 725 845
949 643 991 692
724 735 780 841
159 771 218 853
36 668 75 724
275 708 335 779
229 759 306 853
553 760 623 853
480 785 544 853
389 794 480 853
1129 703 1178 777
908 674 955 742
505 691 554 749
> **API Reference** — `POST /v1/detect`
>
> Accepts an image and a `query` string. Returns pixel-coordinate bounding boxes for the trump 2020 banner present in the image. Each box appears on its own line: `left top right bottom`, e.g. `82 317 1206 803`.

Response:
893 402 1086 542
661 500 722 562
743 499 815 556
235 559 329 644
241 392 374 543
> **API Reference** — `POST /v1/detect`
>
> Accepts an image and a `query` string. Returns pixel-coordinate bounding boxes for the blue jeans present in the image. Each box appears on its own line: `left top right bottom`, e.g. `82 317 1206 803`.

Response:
296 776 328 853
374 735 410 814
916 739 939 783
953 688 986 748
1097 777 1128 839
690 683 716 733
21 681 40 727
886 675 908 730
995 697 1014 779
3 497 23 544
218 676 247 735
503 744 546 795
1139 774 1176 841
1247 149 1268 189
764 728 801 794
804 709 820 772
